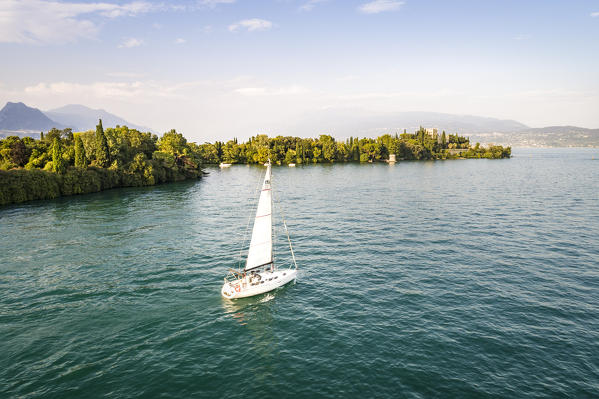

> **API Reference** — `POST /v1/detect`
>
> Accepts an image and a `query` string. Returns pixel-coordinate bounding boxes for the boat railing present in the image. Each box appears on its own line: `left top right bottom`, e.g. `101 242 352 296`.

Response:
224 269 244 285
276 261 296 270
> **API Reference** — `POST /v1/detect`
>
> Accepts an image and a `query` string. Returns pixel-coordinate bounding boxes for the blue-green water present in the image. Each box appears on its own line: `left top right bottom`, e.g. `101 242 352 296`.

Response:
1 148 598 398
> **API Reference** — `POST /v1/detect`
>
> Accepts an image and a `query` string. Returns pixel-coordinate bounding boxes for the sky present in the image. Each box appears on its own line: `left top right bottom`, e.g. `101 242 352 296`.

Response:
1 0 598 141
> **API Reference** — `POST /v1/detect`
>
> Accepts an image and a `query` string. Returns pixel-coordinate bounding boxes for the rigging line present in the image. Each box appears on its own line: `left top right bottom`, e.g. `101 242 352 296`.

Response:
273 187 298 270
237 167 266 271
271 166 275 269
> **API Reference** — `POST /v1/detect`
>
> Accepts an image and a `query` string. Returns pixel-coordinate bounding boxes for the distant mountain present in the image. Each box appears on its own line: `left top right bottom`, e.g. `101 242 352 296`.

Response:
46 104 154 133
0 102 64 132
1 101 596 147
283 109 529 138
470 126 599 147
520 126 599 135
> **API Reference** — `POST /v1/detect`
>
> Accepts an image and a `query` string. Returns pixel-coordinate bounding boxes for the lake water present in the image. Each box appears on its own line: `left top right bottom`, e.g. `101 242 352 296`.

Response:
1 148 598 398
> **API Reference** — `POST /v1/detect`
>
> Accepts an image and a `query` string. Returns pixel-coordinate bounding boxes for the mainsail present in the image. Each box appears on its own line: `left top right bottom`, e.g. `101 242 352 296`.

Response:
245 163 273 271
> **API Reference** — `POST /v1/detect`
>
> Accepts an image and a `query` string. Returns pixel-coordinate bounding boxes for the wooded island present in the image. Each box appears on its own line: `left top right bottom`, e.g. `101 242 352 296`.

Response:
196 127 511 164
0 124 510 206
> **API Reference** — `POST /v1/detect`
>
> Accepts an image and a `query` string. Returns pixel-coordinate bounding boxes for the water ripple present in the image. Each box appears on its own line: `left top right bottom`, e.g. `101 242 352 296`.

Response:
1 149 599 398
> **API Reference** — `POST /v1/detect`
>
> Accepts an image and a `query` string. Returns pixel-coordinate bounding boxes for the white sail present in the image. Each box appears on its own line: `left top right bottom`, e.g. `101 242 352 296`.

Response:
245 164 273 270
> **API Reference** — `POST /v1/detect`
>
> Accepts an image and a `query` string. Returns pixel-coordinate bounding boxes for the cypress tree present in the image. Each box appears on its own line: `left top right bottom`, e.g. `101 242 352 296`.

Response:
52 138 66 174
441 131 447 147
215 141 223 162
352 142 360 161
295 142 301 163
74 135 87 168
95 119 110 168
40 131 44 140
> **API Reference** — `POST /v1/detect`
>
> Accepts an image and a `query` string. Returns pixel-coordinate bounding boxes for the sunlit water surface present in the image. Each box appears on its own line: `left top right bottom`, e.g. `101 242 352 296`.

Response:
1 148 598 398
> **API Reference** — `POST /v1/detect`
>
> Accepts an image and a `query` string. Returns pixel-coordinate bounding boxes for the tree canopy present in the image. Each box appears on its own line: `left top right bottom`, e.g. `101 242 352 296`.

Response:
0 121 204 205
194 127 510 165
0 124 511 206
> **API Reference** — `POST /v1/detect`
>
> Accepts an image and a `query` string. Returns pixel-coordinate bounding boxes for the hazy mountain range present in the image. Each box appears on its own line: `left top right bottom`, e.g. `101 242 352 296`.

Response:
282 109 597 147
46 104 153 134
1 101 597 147
469 126 599 148
285 109 528 138
0 102 66 132
0 102 151 138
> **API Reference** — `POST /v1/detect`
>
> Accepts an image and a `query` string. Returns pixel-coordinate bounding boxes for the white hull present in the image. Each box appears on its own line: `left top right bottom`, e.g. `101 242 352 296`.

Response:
219 163 232 168
221 269 297 299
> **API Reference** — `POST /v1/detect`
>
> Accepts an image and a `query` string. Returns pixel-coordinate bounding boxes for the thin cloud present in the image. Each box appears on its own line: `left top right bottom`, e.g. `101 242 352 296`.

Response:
23 80 183 100
234 85 309 96
229 19 273 32
118 38 144 48
591 12 599 17
174 38 186 44
299 0 328 12
199 0 236 7
0 0 159 44
358 0 405 14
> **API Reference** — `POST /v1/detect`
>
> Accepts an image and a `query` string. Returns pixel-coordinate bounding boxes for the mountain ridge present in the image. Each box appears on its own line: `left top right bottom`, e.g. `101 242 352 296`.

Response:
0 102 65 132
46 104 154 133
1 101 597 146
469 126 599 147
283 109 530 138
0 102 154 138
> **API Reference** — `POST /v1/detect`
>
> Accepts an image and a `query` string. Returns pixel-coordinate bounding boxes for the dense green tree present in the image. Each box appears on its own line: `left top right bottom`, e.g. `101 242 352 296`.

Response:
319 135 337 162
158 129 187 155
9 137 29 167
351 139 360 161
44 128 62 143
95 119 110 168
198 143 220 164
74 135 87 168
61 128 74 142
284 149 296 164
51 138 66 174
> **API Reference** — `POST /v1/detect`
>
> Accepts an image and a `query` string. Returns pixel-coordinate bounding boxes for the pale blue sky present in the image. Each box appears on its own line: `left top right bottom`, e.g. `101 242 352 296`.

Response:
1 0 598 140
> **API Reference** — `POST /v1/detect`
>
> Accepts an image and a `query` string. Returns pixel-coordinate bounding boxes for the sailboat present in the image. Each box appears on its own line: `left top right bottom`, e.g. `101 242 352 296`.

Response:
221 160 298 299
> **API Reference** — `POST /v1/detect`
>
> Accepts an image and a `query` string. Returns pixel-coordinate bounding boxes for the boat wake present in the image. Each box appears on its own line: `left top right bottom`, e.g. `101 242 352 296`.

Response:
259 293 275 303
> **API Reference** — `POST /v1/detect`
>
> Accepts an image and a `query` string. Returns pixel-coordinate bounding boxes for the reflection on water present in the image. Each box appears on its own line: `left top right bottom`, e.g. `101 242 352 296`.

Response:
220 281 297 326
221 292 280 383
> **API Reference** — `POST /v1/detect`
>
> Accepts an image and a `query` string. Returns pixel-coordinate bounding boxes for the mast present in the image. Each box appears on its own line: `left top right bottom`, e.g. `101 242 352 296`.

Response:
244 161 273 271
270 160 275 270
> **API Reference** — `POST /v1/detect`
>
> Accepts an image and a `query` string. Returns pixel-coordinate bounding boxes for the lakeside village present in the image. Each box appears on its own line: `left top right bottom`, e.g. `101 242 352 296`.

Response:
0 122 510 205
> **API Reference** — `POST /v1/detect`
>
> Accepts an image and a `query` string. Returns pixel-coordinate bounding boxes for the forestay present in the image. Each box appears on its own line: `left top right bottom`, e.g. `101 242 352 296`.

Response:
245 164 273 270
